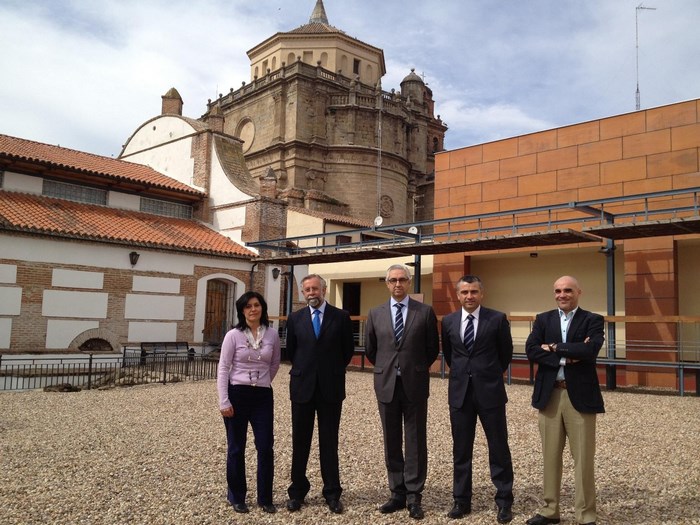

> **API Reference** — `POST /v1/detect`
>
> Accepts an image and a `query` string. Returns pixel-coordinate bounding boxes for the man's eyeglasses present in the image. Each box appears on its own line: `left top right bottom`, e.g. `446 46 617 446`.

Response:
387 278 410 285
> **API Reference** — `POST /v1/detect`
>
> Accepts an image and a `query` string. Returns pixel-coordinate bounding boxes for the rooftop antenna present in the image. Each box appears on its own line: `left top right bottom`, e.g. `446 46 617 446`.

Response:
635 3 656 111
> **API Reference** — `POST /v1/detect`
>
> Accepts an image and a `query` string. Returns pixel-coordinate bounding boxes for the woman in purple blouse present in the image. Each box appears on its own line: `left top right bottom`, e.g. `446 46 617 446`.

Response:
217 291 281 514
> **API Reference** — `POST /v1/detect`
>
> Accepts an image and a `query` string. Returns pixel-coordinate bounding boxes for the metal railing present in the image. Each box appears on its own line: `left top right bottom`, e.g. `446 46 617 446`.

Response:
271 315 700 396
0 351 218 392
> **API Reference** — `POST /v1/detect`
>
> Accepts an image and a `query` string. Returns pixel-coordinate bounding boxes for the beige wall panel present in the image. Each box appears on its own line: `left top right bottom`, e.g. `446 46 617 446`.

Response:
0 290 20 321
128 322 178 343
46 320 100 349
124 294 185 321
52 269 104 290
42 290 108 318
0 264 17 284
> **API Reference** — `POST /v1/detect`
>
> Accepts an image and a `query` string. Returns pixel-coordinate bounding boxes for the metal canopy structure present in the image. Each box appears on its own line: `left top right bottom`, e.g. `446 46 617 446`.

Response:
248 187 700 264
584 216 700 240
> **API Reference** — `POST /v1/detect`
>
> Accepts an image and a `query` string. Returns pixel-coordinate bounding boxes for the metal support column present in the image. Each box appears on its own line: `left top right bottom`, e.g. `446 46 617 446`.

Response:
604 239 617 390
413 255 421 294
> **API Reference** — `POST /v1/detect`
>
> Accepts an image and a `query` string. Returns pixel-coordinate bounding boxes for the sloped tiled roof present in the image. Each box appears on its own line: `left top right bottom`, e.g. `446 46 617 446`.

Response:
214 136 258 197
0 191 254 258
288 206 373 228
0 134 203 197
287 22 344 34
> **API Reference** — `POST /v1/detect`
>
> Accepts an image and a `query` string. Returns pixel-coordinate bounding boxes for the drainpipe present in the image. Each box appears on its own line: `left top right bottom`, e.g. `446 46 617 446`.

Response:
286 266 295 316
249 262 258 289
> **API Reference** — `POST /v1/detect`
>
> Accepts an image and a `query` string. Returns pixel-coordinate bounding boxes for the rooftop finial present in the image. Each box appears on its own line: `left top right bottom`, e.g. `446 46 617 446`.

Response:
309 0 329 24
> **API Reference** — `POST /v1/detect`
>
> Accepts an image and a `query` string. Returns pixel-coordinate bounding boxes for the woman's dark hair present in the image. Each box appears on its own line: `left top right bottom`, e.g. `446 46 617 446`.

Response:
234 291 270 330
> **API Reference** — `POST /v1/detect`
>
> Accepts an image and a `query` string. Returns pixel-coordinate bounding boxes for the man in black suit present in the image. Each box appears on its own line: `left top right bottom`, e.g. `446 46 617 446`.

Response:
525 275 605 525
441 275 514 523
285 274 354 515
366 264 439 520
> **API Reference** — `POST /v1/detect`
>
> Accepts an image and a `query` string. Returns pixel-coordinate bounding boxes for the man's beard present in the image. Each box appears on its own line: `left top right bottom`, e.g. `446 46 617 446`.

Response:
306 297 321 308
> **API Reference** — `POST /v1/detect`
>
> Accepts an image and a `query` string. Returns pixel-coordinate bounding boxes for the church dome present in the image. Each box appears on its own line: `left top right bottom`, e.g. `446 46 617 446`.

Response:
401 68 424 85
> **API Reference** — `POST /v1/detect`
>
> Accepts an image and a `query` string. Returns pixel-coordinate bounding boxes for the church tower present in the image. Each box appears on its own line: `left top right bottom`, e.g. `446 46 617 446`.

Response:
201 0 446 225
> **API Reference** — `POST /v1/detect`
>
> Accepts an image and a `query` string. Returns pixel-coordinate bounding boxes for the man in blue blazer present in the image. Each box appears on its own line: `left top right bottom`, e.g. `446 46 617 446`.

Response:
441 275 514 523
366 264 439 520
525 275 605 525
285 274 355 515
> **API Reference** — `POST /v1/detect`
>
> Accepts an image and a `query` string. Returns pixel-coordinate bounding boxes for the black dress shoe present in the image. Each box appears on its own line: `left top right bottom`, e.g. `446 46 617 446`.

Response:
286 498 302 512
447 501 471 519
260 503 277 513
408 503 425 520
232 503 249 513
497 505 513 523
379 498 406 513
526 514 560 525
327 499 344 514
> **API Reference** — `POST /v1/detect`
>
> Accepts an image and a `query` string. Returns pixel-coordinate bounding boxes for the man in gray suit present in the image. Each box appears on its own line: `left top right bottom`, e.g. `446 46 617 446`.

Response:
441 275 514 523
366 264 439 520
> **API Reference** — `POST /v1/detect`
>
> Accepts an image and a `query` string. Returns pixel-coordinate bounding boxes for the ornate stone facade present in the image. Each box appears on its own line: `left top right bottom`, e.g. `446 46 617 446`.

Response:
201 1 446 225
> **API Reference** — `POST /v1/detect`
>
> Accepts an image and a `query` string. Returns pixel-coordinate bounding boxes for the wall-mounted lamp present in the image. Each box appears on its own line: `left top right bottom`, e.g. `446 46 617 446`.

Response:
271 267 281 279
129 251 140 267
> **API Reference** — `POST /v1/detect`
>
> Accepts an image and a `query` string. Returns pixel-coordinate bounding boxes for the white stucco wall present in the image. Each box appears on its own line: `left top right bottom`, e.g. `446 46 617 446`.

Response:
46 320 100 348
3 171 43 194
120 116 199 188
2 234 253 351
108 191 141 211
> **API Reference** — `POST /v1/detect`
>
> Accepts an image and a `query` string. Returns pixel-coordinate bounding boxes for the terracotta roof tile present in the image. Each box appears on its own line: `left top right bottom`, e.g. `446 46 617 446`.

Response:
0 191 254 258
286 22 344 34
0 134 203 197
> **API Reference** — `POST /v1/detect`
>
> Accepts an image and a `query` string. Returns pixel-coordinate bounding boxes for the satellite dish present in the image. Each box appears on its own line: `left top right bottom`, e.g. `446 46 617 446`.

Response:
374 216 383 227
408 226 418 234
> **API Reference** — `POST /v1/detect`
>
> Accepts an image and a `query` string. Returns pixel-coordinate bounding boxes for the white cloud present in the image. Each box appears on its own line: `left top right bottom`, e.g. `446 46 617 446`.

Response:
1 0 698 157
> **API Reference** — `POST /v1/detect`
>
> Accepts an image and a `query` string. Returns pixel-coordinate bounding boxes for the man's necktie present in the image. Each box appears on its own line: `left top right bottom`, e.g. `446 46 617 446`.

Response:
394 303 404 342
312 309 321 338
463 314 475 352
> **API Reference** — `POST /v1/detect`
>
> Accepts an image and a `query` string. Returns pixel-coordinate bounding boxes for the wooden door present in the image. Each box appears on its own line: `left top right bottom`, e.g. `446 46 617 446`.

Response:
203 279 232 344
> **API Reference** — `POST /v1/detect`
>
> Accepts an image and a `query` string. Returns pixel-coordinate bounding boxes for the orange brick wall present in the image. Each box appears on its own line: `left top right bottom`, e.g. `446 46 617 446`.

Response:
434 99 700 387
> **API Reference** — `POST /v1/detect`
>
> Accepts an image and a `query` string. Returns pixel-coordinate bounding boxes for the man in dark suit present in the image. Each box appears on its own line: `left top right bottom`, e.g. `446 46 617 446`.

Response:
285 274 354 515
441 275 514 523
366 264 439 520
525 275 605 525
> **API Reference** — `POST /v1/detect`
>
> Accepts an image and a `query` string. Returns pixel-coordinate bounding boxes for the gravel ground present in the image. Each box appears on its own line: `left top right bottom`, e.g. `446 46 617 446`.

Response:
1 364 699 525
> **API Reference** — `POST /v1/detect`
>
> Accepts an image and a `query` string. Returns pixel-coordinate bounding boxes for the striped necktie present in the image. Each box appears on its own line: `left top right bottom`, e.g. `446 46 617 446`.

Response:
394 303 405 342
463 314 475 352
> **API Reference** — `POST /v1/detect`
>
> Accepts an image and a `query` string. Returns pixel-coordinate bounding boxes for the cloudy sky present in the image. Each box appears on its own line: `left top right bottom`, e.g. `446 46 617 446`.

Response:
2 0 698 158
